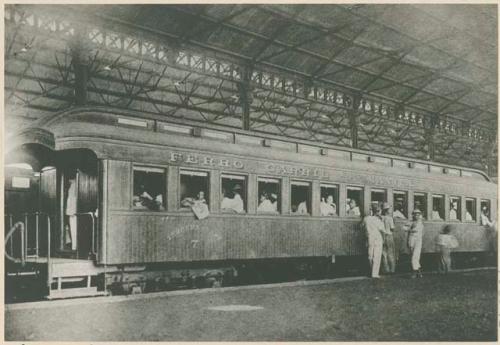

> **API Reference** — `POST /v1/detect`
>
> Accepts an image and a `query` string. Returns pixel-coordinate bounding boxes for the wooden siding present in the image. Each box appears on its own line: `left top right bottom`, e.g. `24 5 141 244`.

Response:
107 160 131 210
103 213 493 265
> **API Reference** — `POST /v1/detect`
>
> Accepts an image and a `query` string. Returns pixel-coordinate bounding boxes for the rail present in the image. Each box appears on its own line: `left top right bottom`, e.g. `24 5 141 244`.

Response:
5 211 97 262
4 212 52 267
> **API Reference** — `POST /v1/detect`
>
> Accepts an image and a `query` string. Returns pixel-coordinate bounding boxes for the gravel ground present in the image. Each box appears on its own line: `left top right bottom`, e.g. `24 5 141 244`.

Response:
5 269 497 341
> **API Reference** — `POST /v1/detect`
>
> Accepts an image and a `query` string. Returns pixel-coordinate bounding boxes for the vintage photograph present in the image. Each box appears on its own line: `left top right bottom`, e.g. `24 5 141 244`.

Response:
4 3 498 341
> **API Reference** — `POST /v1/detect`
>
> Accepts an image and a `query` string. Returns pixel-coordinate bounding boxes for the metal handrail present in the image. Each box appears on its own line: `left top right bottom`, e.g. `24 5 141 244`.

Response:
4 222 25 265
5 212 52 266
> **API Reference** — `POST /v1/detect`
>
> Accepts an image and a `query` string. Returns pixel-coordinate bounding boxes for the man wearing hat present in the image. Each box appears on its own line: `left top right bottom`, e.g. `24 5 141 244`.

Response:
381 202 396 274
220 184 244 213
362 204 386 278
404 209 424 278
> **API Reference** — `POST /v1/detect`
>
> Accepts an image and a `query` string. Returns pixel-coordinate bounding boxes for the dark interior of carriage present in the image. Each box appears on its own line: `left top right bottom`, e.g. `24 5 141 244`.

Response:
5 145 99 262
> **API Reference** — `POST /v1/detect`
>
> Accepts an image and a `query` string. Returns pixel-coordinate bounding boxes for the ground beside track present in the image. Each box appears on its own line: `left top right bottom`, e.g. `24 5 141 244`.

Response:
5 268 497 341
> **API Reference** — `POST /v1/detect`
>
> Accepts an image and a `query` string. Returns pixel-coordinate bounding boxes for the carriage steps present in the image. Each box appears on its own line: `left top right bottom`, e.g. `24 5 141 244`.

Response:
47 259 107 300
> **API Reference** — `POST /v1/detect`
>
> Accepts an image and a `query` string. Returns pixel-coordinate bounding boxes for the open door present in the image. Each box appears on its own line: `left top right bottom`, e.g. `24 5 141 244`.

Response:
59 150 98 260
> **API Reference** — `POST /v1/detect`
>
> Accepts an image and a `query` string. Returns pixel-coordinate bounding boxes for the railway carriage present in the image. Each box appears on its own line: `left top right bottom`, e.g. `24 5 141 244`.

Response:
5 107 497 299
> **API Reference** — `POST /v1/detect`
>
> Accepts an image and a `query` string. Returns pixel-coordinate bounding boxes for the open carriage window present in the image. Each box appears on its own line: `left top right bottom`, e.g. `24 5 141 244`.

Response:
221 174 246 213
465 198 476 221
393 191 408 219
291 181 311 215
320 184 338 216
413 193 427 219
449 196 461 221
432 195 445 220
346 186 363 217
370 189 386 214
180 170 209 209
133 166 166 211
257 177 280 214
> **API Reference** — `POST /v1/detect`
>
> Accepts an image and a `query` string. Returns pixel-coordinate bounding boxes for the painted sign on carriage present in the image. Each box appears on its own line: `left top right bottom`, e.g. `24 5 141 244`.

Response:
169 152 244 169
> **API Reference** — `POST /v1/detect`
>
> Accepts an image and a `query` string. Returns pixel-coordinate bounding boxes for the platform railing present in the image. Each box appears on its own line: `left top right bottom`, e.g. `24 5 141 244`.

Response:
4 212 52 267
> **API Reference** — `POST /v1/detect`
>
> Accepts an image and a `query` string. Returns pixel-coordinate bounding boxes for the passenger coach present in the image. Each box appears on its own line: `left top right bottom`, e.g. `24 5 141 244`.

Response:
5 107 497 298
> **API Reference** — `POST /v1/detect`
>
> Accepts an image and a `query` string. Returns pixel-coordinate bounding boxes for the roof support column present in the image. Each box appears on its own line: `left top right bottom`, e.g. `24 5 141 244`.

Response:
70 29 91 106
239 65 253 131
484 132 497 177
425 115 437 161
348 94 362 149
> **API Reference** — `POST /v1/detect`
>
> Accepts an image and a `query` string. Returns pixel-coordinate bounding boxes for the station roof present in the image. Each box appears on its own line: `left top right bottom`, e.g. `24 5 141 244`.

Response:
4 4 498 174
79 4 497 127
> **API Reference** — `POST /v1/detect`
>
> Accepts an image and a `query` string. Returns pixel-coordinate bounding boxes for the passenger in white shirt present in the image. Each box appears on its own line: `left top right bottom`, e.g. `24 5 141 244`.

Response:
432 206 442 220
347 199 361 216
480 207 495 228
221 184 244 213
393 207 407 219
465 210 473 221
295 200 308 214
320 195 337 216
449 202 458 220
258 192 278 213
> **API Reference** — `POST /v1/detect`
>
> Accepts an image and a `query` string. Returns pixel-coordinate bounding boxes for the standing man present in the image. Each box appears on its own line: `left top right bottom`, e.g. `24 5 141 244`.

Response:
362 204 385 278
404 209 424 278
65 178 78 251
381 202 396 274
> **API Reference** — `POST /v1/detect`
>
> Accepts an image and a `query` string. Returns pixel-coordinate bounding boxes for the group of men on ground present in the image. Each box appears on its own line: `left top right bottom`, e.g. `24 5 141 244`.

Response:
363 202 424 279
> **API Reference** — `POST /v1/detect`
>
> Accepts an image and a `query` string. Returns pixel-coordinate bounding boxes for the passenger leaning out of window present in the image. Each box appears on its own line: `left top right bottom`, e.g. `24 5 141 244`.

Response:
320 195 337 216
347 199 360 216
133 184 163 210
221 184 244 213
403 209 424 278
182 191 209 219
480 206 496 230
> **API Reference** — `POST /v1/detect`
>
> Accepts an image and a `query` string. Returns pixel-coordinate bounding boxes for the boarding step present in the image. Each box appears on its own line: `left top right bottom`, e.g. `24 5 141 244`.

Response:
47 286 108 300
50 259 104 278
48 258 106 299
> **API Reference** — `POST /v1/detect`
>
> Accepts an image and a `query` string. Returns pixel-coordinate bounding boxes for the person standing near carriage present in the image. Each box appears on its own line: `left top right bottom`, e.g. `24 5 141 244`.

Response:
363 204 385 278
381 202 396 274
404 209 424 278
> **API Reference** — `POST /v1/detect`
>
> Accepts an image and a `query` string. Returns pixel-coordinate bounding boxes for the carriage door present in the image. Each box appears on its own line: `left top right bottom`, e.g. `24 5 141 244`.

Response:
61 168 98 259
38 167 57 257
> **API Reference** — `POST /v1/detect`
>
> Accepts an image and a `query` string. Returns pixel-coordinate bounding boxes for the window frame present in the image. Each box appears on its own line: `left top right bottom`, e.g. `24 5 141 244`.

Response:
320 183 339 217
256 176 282 215
132 165 167 211
346 185 364 218
220 173 248 214
290 179 312 216
178 168 210 211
